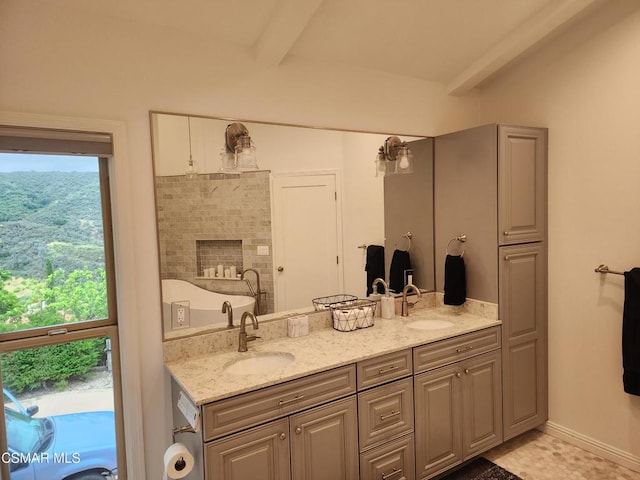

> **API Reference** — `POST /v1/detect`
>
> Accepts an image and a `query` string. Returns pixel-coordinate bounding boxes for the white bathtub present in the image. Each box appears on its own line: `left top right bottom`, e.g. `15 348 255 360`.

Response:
162 279 255 329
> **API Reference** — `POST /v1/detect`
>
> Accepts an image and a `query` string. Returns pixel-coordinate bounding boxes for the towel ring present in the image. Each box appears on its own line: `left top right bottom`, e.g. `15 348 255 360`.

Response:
402 232 412 251
446 234 467 257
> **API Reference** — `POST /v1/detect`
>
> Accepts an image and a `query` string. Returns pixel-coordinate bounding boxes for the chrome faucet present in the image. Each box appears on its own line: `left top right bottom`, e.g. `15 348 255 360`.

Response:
238 311 260 352
371 277 390 296
241 268 262 316
401 283 422 316
221 301 233 328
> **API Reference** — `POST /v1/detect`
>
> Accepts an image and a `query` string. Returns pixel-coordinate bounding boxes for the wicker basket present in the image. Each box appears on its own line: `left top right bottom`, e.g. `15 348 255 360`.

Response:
312 294 358 311
330 299 377 332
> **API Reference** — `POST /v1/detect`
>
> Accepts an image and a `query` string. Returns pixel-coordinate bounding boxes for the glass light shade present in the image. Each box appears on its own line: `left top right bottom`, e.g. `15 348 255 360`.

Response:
219 148 238 173
394 145 413 174
235 135 258 170
185 157 198 179
375 150 387 177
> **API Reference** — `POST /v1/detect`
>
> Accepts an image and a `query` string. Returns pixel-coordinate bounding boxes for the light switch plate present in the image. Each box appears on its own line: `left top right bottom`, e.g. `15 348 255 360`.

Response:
257 245 269 256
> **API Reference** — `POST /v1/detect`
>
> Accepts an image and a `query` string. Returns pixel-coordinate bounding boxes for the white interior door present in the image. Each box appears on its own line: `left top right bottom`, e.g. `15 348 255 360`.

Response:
272 173 342 311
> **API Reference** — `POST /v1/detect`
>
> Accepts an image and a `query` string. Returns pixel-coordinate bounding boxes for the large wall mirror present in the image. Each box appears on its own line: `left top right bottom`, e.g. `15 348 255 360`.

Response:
150 112 434 340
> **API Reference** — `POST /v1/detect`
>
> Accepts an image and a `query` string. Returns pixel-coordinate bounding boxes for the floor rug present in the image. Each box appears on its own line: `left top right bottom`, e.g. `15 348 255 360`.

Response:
439 457 523 480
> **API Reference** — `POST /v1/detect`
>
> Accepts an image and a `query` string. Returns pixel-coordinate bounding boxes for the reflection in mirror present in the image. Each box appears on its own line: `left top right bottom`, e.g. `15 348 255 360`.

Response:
150 112 434 340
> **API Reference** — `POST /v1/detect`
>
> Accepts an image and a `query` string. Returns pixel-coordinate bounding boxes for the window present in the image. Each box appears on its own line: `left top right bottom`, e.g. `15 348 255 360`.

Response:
0 127 125 480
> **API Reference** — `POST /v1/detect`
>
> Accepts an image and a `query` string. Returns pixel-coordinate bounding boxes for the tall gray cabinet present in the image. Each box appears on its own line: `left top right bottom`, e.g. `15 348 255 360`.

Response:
434 124 548 442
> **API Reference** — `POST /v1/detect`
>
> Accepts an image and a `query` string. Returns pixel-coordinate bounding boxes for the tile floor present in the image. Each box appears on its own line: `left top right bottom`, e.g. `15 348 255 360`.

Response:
485 430 640 480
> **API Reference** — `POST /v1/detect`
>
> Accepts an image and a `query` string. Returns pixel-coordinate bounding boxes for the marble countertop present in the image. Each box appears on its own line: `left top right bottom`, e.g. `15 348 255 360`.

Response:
165 306 501 406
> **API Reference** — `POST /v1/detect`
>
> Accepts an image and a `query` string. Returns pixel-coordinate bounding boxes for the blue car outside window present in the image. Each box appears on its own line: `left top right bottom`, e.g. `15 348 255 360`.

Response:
3 388 117 479
4 408 45 455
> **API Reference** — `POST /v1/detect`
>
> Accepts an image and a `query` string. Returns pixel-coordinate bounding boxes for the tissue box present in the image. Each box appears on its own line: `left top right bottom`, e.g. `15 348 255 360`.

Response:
287 315 309 338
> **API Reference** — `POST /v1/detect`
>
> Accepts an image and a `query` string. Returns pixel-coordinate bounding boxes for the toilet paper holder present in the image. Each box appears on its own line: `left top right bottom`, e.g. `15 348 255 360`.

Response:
168 426 197 477
172 424 196 442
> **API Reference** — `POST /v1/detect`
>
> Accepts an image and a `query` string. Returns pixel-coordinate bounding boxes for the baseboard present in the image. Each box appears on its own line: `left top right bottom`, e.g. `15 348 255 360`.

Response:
540 421 640 473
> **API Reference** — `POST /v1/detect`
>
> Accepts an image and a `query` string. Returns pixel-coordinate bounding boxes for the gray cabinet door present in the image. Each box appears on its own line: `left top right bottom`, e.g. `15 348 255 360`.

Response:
500 243 548 440
414 363 462 479
289 396 359 480
461 351 503 458
205 418 291 480
498 125 547 245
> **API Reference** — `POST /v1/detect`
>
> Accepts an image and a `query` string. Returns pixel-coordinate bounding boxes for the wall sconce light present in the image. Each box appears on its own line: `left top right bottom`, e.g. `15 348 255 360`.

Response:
185 117 198 179
224 122 258 171
375 136 413 176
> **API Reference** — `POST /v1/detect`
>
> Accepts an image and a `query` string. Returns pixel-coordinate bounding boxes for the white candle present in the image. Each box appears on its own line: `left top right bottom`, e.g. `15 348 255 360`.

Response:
230 266 237 278
224 268 231 279
217 264 224 278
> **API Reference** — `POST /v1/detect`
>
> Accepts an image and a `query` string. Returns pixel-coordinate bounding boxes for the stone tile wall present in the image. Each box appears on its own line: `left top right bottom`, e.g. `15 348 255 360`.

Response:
155 170 274 313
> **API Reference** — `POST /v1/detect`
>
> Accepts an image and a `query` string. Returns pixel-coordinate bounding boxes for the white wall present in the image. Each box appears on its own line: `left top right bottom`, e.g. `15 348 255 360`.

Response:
478 6 640 466
0 1 479 478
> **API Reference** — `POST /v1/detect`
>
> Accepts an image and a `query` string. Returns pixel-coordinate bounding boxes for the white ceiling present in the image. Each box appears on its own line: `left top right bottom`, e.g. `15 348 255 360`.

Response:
52 0 605 95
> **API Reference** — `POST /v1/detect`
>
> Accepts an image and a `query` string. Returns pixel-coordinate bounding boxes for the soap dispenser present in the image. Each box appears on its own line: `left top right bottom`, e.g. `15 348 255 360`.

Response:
371 278 396 319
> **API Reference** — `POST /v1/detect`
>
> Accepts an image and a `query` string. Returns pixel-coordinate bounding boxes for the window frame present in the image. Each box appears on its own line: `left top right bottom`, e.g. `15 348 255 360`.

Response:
0 325 127 478
0 156 117 343
0 112 146 480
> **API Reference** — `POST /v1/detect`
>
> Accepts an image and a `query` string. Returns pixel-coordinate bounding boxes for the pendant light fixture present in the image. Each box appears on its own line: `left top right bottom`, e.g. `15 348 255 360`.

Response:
185 117 198 179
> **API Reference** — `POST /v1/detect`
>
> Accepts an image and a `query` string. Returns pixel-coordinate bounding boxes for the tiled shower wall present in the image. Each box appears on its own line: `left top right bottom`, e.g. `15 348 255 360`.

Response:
155 171 274 314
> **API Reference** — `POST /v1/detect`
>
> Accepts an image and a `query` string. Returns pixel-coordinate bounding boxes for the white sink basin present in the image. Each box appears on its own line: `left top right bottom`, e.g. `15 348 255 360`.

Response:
406 319 455 330
223 352 295 375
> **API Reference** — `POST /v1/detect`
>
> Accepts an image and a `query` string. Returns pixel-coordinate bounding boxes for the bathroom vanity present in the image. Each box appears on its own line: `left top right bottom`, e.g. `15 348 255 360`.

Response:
156 119 548 480
166 304 502 480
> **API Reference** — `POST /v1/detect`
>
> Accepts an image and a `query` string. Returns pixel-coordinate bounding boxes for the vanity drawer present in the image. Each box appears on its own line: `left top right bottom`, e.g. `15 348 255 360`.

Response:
357 349 412 390
413 326 501 374
358 377 414 452
360 433 415 480
203 364 356 441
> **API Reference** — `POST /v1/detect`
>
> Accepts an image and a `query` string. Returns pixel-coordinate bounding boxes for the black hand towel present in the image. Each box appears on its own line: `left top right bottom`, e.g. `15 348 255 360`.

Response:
623 268 640 395
365 245 385 295
389 249 411 293
444 254 466 306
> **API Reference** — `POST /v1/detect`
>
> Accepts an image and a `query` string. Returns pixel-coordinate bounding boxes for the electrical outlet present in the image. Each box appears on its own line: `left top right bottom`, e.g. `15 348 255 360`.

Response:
171 301 190 329
257 245 269 256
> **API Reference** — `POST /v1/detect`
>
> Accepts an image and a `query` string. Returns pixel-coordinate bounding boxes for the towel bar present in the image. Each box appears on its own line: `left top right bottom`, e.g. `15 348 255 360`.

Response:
446 234 467 256
401 232 412 251
595 264 624 276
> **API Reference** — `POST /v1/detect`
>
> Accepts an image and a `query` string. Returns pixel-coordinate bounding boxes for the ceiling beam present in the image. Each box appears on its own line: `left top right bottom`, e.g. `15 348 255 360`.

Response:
446 0 600 96
253 0 324 67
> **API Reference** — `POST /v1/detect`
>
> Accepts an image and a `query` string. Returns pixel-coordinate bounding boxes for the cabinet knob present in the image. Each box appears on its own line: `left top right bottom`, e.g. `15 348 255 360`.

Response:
456 372 461 378
503 231 511 235
464 368 470 375
295 426 302 434
277 266 284 272
279 432 287 440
